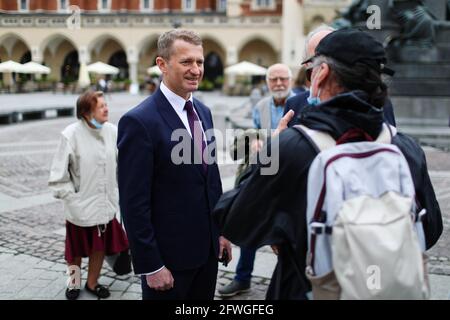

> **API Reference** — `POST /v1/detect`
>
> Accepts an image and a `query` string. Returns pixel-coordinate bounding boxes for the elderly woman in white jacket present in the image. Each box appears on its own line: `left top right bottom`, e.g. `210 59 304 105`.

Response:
48 91 128 300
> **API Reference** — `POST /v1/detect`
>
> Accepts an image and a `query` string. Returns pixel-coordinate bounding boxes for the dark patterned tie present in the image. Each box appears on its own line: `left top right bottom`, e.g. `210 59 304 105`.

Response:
184 100 207 173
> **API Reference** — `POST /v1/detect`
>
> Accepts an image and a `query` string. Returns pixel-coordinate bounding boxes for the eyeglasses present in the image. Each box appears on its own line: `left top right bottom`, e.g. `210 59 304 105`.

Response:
268 77 291 83
305 64 314 82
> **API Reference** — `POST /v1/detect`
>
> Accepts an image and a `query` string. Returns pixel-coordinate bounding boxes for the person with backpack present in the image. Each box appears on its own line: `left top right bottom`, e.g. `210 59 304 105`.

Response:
217 28 442 300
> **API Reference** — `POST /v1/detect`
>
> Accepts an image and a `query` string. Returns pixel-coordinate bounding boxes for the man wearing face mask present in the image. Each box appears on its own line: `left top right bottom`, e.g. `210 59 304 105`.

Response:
218 63 295 298
219 28 442 299
284 25 396 128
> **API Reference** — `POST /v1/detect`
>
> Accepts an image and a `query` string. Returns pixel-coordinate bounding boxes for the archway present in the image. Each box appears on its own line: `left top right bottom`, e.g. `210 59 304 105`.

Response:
138 36 159 85
202 37 226 88
89 36 128 81
238 38 277 68
41 34 78 82
0 34 31 87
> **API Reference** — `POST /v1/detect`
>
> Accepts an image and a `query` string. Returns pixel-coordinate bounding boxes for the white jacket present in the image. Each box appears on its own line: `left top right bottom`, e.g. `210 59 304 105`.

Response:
48 119 119 227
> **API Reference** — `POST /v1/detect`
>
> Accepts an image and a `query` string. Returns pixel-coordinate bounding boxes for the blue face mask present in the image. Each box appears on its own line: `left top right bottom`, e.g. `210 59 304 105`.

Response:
89 118 103 129
307 88 321 106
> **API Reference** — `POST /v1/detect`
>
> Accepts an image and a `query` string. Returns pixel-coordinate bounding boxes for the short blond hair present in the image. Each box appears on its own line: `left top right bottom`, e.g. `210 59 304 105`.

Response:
157 29 202 60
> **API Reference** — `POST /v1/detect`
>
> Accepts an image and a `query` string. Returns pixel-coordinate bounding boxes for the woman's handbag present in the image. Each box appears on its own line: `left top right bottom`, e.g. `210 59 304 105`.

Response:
105 215 132 275
106 249 132 275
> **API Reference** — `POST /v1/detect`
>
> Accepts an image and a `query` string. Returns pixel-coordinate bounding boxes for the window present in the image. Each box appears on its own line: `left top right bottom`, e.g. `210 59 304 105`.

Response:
140 0 154 11
182 0 196 12
58 0 68 11
217 0 226 12
98 0 111 12
252 0 275 10
18 0 29 11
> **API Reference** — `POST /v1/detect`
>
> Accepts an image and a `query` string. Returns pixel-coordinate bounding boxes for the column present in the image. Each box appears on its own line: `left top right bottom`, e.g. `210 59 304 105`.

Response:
282 0 305 69
126 46 139 94
31 46 43 63
78 46 91 89
226 47 238 87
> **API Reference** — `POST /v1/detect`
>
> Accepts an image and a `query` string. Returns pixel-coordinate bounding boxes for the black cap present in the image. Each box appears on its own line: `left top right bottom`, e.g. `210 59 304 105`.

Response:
302 28 395 76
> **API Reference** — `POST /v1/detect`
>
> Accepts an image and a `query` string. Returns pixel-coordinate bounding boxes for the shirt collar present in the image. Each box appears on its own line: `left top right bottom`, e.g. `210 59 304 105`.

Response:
160 81 194 113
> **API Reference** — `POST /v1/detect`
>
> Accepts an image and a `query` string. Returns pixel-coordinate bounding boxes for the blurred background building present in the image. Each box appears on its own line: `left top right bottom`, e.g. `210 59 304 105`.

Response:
0 0 351 92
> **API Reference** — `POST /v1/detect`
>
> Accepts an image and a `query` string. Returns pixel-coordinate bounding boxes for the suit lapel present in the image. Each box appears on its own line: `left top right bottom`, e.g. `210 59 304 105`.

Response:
155 90 210 178
154 89 187 132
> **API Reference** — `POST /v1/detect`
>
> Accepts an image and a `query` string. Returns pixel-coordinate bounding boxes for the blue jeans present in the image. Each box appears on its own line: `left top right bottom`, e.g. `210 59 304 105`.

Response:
234 247 256 285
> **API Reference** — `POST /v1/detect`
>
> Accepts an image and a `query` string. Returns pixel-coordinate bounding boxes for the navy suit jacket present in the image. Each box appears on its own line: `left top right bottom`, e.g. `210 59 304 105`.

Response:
284 91 396 127
117 88 222 274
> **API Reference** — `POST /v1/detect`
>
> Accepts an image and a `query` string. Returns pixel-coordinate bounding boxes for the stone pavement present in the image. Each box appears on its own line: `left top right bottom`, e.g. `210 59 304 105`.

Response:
0 92 449 300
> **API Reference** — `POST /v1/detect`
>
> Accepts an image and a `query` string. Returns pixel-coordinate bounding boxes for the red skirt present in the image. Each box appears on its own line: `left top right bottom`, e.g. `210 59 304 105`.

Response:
65 218 129 264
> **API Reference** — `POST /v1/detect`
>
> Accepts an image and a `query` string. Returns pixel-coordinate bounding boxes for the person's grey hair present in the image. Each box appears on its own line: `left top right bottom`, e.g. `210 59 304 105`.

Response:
304 24 336 60
157 29 202 60
265 64 293 82
312 55 387 108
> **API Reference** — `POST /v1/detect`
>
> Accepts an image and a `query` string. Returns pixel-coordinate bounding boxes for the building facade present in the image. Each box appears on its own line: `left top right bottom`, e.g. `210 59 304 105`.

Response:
0 0 351 89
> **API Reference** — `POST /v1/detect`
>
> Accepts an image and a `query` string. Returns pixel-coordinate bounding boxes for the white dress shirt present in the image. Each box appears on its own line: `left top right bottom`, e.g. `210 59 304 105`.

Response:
160 81 206 140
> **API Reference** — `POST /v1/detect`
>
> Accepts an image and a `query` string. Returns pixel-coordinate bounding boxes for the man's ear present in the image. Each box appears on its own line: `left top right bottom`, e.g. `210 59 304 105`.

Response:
314 63 330 88
156 57 167 73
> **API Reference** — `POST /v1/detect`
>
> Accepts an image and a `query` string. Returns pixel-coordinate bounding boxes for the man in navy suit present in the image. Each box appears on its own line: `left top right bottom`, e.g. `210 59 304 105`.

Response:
284 26 396 127
117 29 232 300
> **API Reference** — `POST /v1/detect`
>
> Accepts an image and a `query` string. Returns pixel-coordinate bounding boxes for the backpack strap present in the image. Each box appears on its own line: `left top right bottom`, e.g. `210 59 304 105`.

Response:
293 125 336 152
295 123 397 148
375 123 397 144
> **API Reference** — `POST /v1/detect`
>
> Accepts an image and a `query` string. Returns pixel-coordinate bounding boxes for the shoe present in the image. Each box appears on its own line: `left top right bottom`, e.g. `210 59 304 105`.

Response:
65 287 80 300
218 280 250 297
84 283 110 299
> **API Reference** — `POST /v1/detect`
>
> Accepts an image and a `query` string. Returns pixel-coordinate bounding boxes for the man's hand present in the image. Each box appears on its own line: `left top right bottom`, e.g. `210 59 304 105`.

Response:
273 110 295 137
146 267 174 291
219 236 232 263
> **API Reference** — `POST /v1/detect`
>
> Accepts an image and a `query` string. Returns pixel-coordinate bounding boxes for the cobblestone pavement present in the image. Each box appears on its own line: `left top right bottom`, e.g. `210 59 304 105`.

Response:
0 92 449 300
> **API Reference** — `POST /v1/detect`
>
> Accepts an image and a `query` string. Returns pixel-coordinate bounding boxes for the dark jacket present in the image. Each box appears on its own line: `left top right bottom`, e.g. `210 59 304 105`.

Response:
219 91 442 299
284 90 397 127
117 88 223 274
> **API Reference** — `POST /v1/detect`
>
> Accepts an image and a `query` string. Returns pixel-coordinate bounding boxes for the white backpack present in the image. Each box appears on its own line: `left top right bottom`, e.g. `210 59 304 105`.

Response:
295 124 429 300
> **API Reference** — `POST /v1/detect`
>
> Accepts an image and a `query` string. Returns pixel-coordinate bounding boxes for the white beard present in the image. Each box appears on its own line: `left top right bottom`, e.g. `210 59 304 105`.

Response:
271 90 290 100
